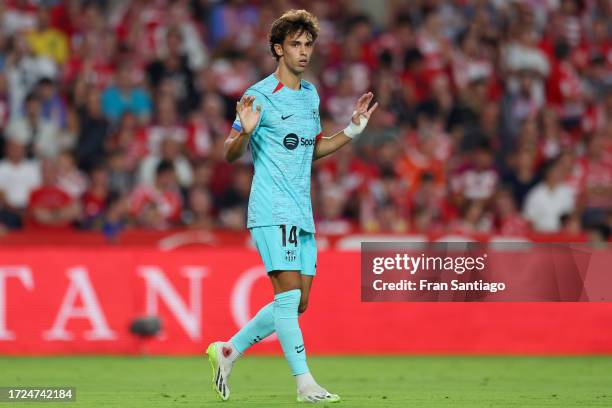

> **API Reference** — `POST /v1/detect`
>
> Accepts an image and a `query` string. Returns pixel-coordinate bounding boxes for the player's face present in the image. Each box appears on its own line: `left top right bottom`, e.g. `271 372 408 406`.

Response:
279 30 314 75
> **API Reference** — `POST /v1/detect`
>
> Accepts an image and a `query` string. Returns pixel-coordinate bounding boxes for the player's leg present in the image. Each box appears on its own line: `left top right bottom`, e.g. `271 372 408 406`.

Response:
269 270 307 378
214 275 312 373
206 227 278 401
293 229 340 403
207 225 305 400
225 227 278 356
298 274 313 314
207 299 274 400
298 229 317 314
266 229 312 381
226 225 303 356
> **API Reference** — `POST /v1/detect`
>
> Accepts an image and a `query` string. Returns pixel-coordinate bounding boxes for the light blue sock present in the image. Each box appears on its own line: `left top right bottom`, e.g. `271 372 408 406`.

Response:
230 302 275 353
274 289 309 376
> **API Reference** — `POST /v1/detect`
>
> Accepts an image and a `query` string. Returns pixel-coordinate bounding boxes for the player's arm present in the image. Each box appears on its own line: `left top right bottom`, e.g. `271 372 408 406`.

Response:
313 92 378 161
224 95 261 163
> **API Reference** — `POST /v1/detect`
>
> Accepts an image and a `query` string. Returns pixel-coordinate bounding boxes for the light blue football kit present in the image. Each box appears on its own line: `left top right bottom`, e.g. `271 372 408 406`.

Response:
230 74 323 377
232 73 322 277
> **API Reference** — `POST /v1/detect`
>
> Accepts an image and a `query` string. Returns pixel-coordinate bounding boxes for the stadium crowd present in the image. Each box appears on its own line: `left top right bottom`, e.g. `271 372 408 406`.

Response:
0 0 610 239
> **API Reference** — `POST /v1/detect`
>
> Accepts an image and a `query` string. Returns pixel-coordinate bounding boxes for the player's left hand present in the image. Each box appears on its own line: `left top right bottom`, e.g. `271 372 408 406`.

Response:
351 92 378 125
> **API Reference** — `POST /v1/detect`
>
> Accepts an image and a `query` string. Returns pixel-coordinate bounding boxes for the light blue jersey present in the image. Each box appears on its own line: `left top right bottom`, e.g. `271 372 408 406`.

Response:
233 74 322 233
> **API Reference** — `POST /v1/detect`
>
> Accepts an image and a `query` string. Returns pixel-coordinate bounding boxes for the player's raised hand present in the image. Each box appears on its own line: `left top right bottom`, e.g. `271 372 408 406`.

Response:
351 92 378 125
236 95 261 135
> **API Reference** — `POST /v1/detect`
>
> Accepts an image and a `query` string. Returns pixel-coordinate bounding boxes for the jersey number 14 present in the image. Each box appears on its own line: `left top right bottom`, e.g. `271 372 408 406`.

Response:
279 225 297 247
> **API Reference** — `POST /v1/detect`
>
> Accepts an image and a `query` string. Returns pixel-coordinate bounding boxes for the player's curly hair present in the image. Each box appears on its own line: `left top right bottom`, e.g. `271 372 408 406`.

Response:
269 10 319 61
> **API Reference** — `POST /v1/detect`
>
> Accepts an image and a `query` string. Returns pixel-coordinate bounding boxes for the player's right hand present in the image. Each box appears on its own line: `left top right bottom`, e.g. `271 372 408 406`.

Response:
236 95 261 136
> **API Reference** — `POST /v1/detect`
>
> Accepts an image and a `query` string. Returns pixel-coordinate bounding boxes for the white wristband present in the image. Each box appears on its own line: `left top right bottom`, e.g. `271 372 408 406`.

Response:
343 111 369 139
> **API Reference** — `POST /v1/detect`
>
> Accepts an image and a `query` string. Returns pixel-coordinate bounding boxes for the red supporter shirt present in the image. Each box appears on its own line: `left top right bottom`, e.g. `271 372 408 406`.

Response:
450 165 499 201
498 214 530 236
28 186 74 229
576 155 612 208
82 191 106 218
129 184 182 222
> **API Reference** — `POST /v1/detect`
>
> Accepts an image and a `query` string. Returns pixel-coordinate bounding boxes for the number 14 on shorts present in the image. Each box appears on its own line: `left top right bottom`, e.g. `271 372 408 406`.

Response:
280 225 298 247
279 225 297 262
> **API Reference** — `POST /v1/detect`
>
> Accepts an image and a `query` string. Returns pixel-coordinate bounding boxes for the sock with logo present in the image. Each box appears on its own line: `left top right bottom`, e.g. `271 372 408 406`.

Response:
274 289 309 376
229 301 275 355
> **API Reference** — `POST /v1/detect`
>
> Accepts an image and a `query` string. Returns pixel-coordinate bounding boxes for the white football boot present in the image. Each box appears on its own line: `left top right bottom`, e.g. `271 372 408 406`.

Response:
297 386 341 403
206 342 234 401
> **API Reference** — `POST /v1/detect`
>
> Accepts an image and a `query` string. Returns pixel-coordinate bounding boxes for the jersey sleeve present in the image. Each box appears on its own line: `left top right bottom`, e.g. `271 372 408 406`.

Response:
315 116 323 141
231 89 267 135
314 93 323 141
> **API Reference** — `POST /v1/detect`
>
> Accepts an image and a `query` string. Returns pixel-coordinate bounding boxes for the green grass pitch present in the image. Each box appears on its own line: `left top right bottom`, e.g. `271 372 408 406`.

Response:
1 355 611 407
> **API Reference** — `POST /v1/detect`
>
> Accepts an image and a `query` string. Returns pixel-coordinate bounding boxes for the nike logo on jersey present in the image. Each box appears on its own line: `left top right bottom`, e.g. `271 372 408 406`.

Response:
281 114 294 120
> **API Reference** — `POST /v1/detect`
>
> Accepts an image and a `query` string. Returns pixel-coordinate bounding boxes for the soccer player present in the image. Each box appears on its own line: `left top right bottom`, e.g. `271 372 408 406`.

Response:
207 9 377 404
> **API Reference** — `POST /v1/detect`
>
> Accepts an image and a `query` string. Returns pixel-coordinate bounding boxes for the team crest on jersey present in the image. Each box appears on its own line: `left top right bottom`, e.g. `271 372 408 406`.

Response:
312 110 319 121
285 249 296 262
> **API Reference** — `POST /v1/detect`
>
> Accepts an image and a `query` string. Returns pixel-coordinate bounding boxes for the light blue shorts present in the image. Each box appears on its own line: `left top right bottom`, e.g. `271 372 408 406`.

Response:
249 225 317 276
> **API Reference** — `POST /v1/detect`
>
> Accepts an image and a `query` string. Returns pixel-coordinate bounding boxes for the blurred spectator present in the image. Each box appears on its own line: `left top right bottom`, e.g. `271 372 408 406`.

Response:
102 192 129 241
6 92 66 158
101 63 152 123
0 138 40 210
185 93 228 159
318 145 376 201
396 112 447 194
540 108 572 160
5 33 57 118
35 77 67 129
417 8 452 75
107 149 136 196
76 86 109 171
81 165 109 228
208 1 260 48
361 168 409 232
159 1 207 70
375 200 409 233
129 160 182 229
560 212 582 235
316 186 352 235
26 7 69 65
191 159 214 190
577 133 612 226
451 27 493 94
411 172 446 224
147 27 198 114
2 1 38 35
138 137 193 188
493 188 529 235
137 94 187 156
546 39 584 124
448 199 493 234
28 159 81 229
106 112 142 172
217 164 252 230
502 148 540 209
183 186 215 229
450 141 499 202
56 151 87 199
523 159 576 232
